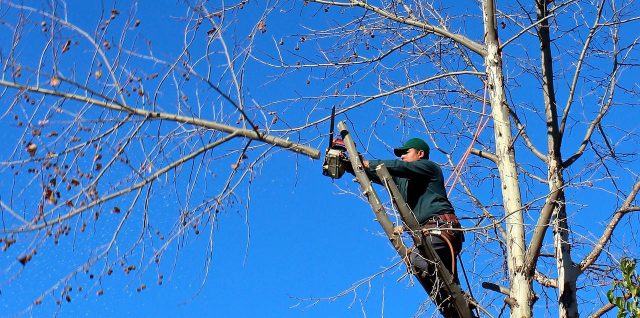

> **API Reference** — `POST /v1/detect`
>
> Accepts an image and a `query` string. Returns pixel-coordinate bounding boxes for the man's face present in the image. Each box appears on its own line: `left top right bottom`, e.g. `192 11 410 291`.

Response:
400 148 424 162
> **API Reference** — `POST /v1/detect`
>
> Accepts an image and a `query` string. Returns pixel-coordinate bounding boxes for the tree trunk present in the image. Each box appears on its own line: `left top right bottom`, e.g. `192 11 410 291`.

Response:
535 0 580 316
482 1 533 316
553 198 579 318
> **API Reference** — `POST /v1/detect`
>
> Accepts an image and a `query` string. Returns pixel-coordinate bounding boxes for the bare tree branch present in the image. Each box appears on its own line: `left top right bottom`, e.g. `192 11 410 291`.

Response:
563 40 622 168
579 180 640 273
309 0 487 56
559 0 606 137
0 79 320 158
589 302 616 318
3 133 239 234
523 187 563 275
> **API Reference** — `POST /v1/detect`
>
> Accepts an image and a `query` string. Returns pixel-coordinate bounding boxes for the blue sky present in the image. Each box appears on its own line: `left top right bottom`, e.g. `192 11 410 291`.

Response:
0 2 446 315
1 0 639 317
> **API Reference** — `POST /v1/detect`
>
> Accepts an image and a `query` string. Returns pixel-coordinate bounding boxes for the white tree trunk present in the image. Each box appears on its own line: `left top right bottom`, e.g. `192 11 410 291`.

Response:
483 1 533 316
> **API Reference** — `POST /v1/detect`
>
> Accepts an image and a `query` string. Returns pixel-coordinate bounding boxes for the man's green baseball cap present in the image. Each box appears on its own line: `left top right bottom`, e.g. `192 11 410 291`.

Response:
393 138 430 158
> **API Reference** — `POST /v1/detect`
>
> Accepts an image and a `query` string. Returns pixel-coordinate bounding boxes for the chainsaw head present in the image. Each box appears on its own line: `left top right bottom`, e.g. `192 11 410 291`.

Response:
322 107 351 179
322 138 348 179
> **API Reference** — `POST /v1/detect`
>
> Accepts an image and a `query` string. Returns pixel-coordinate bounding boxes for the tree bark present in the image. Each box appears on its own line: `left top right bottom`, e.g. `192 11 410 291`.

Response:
535 1 579 316
482 0 533 316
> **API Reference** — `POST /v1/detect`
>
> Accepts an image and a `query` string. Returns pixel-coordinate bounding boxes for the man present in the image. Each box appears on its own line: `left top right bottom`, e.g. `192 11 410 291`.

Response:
357 138 466 317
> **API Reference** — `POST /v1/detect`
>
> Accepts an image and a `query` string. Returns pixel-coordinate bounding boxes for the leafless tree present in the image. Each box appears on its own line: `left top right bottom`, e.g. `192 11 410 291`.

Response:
257 0 639 317
1 0 639 317
0 0 320 314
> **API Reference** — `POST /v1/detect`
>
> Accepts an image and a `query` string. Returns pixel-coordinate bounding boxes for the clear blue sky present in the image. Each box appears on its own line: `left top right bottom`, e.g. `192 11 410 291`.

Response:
1 1 638 317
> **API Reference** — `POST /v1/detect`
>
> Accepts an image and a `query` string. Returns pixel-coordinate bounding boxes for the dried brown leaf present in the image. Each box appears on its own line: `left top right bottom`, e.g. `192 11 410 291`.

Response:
18 251 34 266
62 40 71 53
26 143 37 157
50 77 61 87
257 20 267 33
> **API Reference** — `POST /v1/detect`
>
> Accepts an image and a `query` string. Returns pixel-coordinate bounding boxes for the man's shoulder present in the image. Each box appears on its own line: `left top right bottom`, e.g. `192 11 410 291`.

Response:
416 159 443 172
416 159 439 167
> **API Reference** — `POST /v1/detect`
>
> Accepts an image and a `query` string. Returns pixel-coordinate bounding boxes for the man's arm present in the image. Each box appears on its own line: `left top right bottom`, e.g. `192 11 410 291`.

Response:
367 159 436 179
361 159 383 184
343 159 383 184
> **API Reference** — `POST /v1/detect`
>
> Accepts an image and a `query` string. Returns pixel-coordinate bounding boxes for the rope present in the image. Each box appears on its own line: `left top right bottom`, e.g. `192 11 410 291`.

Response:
428 232 457 277
446 80 490 196
444 82 491 313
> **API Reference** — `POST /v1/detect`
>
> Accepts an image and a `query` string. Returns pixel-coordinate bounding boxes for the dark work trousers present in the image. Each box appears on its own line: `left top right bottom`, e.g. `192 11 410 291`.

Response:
409 231 465 318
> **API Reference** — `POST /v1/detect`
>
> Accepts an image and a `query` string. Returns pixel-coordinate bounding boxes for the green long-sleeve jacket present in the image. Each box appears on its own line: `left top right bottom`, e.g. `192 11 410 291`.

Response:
365 159 455 224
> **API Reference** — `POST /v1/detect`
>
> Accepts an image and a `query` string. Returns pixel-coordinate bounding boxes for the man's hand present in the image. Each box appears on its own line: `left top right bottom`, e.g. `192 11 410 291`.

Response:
393 225 405 236
341 156 354 174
